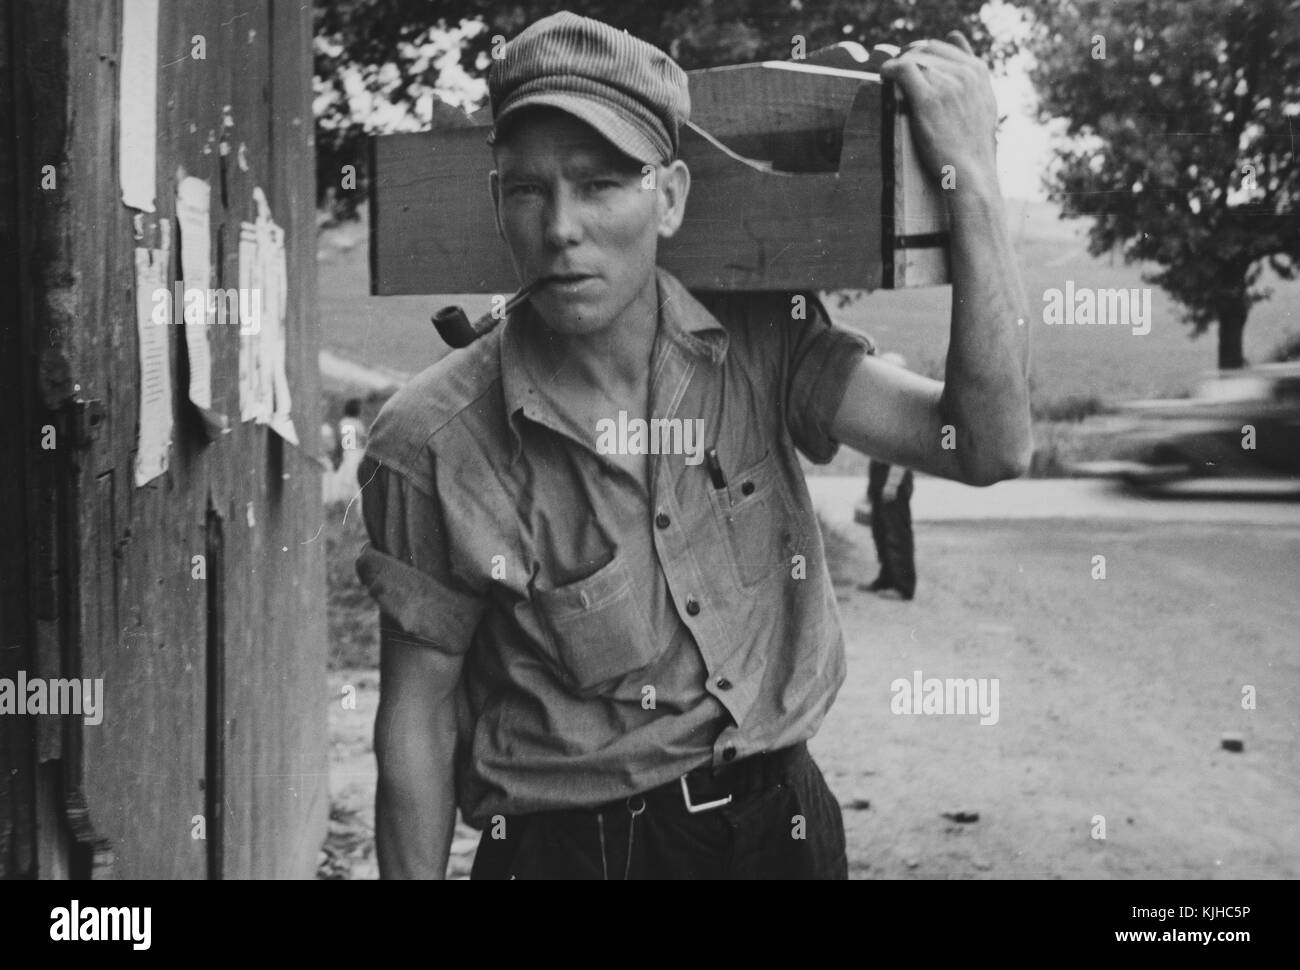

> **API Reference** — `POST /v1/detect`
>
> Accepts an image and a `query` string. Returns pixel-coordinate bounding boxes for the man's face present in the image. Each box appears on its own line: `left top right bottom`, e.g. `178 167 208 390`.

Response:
490 108 685 337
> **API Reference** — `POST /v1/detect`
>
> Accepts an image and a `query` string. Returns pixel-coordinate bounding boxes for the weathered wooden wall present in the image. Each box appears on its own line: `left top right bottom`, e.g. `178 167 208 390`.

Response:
2 0 326 879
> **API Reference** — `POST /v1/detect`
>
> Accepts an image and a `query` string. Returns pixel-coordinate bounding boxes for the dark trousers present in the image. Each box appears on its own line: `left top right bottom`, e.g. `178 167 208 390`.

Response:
470 744 847 880
868 464 915 598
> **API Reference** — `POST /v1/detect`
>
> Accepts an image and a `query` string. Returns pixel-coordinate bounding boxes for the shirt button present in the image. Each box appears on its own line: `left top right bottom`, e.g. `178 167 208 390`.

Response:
655 511 670 529
722 745 737 762
741 480 755 496
685 597 701 616
716 677 732 690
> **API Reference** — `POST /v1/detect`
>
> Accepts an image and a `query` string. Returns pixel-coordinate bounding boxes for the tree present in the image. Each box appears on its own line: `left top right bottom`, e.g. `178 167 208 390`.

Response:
312 0 1009 221
1023 0 1300 369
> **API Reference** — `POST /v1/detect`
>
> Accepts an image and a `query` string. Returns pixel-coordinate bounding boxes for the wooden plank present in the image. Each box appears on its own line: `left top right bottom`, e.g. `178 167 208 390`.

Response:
659 89 881 290
696 57 949 288
371 128 515 293
203 504 225 879
891 95 950 286
369 81 883 293
218 0 269 882
67 0 206 880
370 57 949 295
266 0 328 879
687 60 868 171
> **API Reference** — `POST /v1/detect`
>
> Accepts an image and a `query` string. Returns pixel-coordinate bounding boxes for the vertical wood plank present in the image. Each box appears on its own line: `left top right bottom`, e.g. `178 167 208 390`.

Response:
267 0 328 878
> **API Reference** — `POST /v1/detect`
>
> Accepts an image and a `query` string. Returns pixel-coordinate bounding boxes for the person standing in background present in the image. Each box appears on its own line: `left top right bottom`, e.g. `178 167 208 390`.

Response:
861 353 916 601
324 398 369 506
338 398 367 455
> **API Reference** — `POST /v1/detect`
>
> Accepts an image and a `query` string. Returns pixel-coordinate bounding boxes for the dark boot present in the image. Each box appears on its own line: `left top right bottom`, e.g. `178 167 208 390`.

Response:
860 574 894 592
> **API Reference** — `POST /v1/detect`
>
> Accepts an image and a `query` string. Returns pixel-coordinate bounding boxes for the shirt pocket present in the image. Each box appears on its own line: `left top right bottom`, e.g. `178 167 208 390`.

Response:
531 553 661 698
707 449 800 590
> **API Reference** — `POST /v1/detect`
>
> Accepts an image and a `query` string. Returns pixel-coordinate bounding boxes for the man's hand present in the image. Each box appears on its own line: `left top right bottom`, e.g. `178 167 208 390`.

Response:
880 32 998 191
830 30 1032 487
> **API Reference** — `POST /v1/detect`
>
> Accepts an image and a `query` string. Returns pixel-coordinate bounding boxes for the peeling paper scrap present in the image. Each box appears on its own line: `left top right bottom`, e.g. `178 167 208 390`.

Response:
238 187 298 445
119 0 159 212
176 175 229 438
134 244 172 485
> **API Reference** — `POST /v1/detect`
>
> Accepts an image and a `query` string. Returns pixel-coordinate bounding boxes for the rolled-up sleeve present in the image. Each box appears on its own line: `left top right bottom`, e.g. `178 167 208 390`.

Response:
355 455 488 656
783 292 875 464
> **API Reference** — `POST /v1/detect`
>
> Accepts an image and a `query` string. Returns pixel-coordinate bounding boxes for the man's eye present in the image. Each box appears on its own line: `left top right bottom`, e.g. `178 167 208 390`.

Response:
507 184 542 197
589 179 621 191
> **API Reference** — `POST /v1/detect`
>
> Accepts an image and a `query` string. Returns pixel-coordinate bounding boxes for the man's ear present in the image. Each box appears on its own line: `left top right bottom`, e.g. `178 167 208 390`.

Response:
488 170 505 241
655 159 691 239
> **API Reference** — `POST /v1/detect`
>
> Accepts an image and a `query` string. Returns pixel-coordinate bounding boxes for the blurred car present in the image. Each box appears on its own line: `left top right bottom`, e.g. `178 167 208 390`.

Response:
1073 363 1300 493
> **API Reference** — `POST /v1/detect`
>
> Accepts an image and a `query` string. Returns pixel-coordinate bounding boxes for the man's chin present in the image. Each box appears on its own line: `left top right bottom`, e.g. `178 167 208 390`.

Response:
530 296 611 335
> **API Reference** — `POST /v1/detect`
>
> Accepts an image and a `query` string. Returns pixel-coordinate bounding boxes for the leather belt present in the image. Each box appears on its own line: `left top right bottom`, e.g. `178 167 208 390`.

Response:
675 742 807 813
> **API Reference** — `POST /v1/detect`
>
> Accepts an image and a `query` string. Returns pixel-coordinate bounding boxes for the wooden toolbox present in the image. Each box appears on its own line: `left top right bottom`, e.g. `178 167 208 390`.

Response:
368 42 950 295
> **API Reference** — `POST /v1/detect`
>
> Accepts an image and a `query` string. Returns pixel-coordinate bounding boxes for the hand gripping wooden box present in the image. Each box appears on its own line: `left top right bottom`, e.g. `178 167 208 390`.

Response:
368 42 950 296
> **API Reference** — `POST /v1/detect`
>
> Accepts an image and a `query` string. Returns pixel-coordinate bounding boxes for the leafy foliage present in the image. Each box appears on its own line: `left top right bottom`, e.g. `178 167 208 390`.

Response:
1022 0 1300 368
312 0 1001 220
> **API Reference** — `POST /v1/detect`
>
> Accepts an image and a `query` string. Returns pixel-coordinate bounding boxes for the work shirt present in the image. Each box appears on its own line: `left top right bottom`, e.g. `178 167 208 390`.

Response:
356 266 873 827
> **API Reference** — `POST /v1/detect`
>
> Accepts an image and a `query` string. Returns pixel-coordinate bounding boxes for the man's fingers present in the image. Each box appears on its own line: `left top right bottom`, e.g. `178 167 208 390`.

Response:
900 33 976 64
947 30 975 56
889 49 966 89
919 38 978 66
879 55 934 98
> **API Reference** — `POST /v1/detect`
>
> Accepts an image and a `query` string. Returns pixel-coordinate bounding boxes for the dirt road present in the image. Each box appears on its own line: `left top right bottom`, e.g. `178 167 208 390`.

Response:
820 518 1299 879
322 517 1300 879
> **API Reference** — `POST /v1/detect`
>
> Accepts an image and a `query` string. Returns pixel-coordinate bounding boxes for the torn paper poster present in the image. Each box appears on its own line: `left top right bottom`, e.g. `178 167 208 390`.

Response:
238 187 298 445
176 175 230 439
134 242 172 485
119 0 159 212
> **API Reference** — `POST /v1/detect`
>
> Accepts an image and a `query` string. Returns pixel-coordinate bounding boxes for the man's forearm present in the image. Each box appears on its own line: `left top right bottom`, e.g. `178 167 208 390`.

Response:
941 175 1033 484
375 678 460 879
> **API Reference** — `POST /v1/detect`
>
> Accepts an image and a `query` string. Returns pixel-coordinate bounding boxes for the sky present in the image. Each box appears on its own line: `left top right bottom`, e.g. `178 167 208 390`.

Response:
984 0 1055 200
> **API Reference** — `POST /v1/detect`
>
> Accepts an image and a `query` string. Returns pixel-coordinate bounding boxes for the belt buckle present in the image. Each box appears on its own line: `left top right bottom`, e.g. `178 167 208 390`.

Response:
680 773 732 814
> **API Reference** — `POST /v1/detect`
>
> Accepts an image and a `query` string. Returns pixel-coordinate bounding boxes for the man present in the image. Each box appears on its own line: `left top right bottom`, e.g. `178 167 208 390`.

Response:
357 11 1030 879
861 353 917 601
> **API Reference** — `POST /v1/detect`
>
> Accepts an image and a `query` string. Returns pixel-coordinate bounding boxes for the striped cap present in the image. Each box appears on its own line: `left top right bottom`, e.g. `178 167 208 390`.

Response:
487 11 690 166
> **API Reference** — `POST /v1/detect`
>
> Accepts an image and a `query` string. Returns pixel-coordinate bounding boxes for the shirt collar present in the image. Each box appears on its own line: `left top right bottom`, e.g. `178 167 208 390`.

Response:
500 266 729 464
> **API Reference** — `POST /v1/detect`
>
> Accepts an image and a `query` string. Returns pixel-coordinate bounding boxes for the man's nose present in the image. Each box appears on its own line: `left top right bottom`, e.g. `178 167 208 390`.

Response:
542 185 583 248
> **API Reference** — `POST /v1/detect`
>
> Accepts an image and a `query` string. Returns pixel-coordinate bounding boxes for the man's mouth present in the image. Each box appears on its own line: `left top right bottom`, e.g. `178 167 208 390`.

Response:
542 272 597 286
